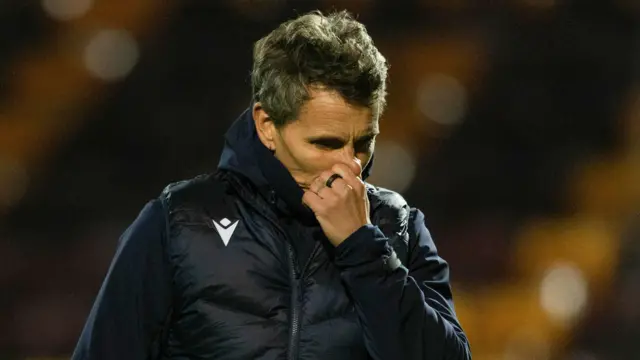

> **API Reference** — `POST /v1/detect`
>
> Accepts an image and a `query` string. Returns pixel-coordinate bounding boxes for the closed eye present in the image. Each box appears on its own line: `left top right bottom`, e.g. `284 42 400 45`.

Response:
307 133 378 151
309 138 346 150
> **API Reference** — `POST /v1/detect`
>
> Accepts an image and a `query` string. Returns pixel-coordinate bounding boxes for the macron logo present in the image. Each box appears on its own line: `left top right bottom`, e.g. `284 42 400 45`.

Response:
212 218 239 246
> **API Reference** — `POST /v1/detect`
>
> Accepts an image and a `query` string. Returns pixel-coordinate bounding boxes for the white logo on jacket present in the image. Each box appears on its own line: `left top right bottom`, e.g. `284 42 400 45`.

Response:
211 218 239 246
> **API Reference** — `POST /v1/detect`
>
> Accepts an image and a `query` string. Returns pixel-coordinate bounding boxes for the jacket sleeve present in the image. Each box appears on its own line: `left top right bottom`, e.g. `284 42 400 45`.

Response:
72 200 173 360
334 208 471 360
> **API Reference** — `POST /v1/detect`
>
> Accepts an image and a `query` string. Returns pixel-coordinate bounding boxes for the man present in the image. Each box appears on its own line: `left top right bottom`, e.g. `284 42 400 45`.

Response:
72 10 471 360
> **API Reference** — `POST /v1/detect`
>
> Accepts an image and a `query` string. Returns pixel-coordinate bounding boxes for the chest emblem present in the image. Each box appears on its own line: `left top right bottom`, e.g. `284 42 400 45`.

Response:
212 218 239 246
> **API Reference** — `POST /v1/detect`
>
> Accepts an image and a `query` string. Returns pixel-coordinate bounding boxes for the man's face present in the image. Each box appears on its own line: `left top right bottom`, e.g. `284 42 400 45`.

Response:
258 89 378 189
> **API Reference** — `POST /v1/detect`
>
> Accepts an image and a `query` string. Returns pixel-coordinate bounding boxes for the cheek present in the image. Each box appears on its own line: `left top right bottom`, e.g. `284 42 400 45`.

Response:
291 143 331 172
358 145 374 165
357 153 373 172
358 153 372 165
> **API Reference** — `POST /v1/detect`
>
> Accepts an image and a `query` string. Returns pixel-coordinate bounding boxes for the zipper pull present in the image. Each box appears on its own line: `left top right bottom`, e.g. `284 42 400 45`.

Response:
268 189 277 205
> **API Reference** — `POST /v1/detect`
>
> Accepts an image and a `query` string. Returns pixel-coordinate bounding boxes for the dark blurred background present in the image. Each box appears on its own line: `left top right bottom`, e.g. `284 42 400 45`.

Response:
0 0 639 359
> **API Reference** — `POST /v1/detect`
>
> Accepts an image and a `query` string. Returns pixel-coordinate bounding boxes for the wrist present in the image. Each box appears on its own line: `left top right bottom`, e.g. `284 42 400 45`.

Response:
334 225 391 267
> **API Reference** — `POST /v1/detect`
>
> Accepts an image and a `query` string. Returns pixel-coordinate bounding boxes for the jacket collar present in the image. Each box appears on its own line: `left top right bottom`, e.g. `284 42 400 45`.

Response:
218 108 374 223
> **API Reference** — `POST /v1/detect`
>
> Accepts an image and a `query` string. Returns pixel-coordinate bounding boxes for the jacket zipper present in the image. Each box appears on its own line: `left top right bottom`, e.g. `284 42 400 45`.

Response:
287 240 322 360
288 243 301 360
222 175 315 360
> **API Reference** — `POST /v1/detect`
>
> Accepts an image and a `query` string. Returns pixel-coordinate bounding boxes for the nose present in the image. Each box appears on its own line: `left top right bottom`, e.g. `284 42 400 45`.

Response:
336 147 362 176
349 157 363 177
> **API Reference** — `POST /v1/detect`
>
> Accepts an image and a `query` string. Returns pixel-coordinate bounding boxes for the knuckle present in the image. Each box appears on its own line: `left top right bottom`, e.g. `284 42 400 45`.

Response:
339 185 351 197
332 163 346 173
320 190 334 201
315 203 329 215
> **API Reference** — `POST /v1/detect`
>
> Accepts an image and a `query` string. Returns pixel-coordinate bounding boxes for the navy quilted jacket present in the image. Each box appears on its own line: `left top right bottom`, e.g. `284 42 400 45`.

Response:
72 109 471 360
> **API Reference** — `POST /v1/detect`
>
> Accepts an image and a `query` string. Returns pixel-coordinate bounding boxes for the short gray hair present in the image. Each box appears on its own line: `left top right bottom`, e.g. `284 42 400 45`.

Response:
251 10 388 127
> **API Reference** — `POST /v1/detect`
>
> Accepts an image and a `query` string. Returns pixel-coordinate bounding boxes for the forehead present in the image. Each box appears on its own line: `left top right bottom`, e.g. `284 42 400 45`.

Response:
293 89 377 134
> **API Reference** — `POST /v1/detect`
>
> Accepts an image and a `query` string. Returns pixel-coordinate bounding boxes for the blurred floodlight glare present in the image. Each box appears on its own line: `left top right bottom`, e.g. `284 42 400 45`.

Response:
417 73 467 126
367 140 416 194
539 262 588 325
42 0 93 21
84 29 140 81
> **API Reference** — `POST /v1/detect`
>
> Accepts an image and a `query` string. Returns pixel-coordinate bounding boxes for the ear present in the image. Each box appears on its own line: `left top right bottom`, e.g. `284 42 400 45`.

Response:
252 102 277 151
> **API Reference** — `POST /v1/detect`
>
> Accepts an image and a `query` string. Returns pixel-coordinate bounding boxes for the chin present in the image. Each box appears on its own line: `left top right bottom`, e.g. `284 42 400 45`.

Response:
292 174 314 190
297 183 311 190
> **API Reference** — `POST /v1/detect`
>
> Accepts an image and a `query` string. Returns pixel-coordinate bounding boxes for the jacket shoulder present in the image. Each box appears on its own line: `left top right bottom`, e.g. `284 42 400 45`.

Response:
366 184 410 222
161 173 212 196
366 184 412 262
159 173 229 213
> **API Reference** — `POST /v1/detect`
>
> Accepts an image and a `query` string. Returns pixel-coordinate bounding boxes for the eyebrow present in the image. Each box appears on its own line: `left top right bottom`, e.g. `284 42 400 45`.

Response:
306 130 380 144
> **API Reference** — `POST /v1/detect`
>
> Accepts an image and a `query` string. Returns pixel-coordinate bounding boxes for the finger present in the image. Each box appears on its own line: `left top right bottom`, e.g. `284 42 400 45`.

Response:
312 170 341 193
331 163 364 193
316 186 339 201
302 190 325 213
309 172 330 194
326 176 352 197
330 163 356 178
